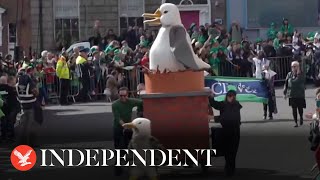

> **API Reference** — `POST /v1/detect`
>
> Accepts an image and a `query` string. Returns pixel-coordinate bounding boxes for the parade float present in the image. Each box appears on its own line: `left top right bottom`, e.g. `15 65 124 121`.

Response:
140 3 212 168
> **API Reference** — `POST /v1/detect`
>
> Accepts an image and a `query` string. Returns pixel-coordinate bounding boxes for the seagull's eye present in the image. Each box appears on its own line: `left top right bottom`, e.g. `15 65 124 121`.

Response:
164 11 168 14
138 122 142 124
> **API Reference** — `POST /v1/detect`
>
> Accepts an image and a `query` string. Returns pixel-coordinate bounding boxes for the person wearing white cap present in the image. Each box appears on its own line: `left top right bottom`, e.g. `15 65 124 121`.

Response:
283 61 306 127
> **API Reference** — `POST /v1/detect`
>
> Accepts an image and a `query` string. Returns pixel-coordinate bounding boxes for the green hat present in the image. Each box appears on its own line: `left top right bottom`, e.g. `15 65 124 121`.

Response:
104 45 114 54
210 47 219 55
210 38 218 44
114 49 120 55
90 46 99 55
113 56 121 62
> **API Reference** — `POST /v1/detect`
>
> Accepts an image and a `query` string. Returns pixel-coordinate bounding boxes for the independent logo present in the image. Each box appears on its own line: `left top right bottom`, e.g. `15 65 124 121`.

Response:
10 145 37 171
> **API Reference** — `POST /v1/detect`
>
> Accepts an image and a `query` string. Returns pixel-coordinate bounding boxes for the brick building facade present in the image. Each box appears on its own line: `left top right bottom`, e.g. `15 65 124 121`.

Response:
29 0 226 53
0 0 32 58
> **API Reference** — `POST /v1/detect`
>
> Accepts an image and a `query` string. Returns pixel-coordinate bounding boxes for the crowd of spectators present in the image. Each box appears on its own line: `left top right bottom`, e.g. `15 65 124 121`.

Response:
0 18 315 106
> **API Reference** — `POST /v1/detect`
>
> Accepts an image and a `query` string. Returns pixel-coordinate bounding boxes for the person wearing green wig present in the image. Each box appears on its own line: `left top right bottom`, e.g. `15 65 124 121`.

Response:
267 22 278 40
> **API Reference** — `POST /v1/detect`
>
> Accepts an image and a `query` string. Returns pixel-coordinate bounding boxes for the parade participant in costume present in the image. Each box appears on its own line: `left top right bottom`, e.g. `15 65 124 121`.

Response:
76 47 91 102
267 22 277 40
209 89 242 177
284 61 306 127
280 18 294 38
56 52 71 105
262 64 277 120
123 118 164 180
111 87 143 176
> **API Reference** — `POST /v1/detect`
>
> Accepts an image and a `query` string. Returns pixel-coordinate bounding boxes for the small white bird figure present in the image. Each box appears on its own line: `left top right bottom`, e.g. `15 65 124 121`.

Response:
14 149 33 167
143 3 211 73
123 118 164 180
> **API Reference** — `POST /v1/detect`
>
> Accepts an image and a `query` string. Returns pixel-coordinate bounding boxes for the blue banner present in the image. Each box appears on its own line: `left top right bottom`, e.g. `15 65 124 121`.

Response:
205 76 268 103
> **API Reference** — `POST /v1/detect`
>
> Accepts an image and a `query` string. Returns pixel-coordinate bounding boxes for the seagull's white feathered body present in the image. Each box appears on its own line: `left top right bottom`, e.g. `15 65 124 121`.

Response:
146 3 210 73
150 27 185 72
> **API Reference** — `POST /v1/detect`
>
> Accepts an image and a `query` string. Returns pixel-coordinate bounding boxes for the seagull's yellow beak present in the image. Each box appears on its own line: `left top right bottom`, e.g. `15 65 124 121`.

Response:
122 123 136 129
142 9 161 26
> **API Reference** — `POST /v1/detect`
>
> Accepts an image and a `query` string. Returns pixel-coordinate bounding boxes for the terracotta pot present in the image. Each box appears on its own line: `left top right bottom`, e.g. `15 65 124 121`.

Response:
144 71 204 93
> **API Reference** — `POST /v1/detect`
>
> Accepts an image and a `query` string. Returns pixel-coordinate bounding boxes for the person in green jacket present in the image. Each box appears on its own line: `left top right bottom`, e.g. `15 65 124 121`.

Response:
273 32 283 50
283 61 306 128
266 22 277 40
209 48 221 76
112 86 143 176
280 18 294 38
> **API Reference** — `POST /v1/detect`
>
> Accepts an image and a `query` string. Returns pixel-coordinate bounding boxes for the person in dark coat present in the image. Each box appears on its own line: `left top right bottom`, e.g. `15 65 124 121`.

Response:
209 90 242 177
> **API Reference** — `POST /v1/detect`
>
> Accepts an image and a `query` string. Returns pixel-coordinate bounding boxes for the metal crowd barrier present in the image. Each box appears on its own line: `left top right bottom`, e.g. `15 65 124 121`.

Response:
269 56 293 82
37 66 143 104
35 56 295 104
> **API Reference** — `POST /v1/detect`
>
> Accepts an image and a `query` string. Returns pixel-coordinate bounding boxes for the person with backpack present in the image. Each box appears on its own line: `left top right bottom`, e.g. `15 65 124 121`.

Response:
284 61 306 127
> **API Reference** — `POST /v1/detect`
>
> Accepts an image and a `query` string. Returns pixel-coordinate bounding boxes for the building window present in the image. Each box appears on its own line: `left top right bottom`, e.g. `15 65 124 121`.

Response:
54 0 79 50
119 0 144 33
8 23 16 43
55 19 79 49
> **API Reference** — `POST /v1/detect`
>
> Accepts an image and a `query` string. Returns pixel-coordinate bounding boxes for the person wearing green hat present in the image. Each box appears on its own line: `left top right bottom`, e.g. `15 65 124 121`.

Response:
267 22 278 40
198 26 208 45
112 49 124 68
280 18 294 38
209 48 221 76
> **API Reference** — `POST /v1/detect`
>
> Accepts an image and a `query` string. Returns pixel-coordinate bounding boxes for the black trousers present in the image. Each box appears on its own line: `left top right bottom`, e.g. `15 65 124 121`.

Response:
113 127 133 174
1 117 11 139
80 77 90 102
263 94 275 118
60 79 70 104
223 127 240 176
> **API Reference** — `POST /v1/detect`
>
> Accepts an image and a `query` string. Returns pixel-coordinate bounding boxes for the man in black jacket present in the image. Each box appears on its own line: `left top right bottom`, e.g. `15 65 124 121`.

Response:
76 47 91 102
209 90 242 177
0 76 19 142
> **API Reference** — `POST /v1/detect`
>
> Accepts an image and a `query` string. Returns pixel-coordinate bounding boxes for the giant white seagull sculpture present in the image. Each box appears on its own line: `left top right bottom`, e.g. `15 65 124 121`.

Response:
143 3 210 73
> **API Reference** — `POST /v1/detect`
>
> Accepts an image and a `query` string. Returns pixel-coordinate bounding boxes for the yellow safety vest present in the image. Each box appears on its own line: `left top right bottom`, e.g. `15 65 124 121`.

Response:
76 56 87 65
56 56 70 79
